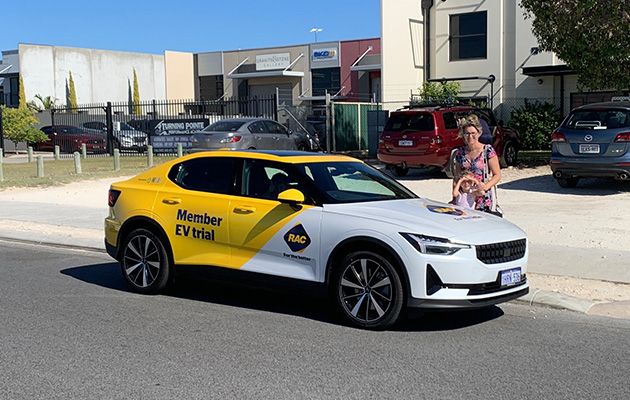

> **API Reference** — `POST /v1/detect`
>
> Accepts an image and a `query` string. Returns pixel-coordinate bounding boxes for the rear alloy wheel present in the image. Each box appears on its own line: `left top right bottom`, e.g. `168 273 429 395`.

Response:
500 141 518 168
121 228 170 294
557 177 579 188
333 251 404 330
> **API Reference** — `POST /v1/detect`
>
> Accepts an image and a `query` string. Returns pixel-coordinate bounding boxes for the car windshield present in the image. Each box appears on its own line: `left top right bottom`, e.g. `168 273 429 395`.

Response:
565 109 630 129
296 161 417 204
58 126 85 134
119 122 135 130
384 113 435 132
203 121 246 132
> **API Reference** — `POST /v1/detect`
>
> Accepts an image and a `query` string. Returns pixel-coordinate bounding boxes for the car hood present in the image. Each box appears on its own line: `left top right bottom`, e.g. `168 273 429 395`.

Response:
322 198 525 244
116 129 146 136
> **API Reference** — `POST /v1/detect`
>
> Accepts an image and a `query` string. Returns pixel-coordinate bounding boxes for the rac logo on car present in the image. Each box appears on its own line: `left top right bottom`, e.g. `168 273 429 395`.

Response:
284 223 311 253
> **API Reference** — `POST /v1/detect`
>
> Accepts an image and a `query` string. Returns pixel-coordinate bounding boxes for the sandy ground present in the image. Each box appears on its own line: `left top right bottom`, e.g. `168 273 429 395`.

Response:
1 166 630 303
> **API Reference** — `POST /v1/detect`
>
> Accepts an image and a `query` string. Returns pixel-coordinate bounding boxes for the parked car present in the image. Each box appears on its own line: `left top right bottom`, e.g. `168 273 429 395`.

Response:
105 150 529 330
78 121 148 153
550 101 630 188
305 115 327 151
377 105 521 177
189 118 298 151
34 125 106 154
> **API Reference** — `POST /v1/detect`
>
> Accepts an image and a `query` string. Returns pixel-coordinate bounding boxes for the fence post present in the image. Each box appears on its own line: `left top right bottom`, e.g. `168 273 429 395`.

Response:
54 145 60 160
28 146 34 162
177 143 183 158
106 102 114 156
147 145 154 168
36 156 44 177
0 148 4 182
74 152 82 174
81 143 87 159
113 149 120 171
0 106 4 156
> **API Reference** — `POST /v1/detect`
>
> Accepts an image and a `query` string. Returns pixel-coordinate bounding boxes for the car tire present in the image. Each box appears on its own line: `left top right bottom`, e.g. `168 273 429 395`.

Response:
443 149 457 179
333 250 404 330
388 165 409 177
557 177 579 188
297 143 307 151
120 228 170 294
500 140 518 168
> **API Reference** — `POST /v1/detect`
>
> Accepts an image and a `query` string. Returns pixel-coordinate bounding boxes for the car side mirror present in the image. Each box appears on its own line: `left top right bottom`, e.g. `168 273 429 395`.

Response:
278 188 305 204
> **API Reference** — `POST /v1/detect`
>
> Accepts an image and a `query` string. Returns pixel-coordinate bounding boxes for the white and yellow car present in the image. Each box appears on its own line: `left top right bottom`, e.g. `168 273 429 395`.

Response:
105 150 528 329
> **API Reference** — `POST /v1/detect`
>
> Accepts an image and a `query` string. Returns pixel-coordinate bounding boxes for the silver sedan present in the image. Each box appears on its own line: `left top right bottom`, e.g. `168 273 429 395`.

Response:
190 118 298 151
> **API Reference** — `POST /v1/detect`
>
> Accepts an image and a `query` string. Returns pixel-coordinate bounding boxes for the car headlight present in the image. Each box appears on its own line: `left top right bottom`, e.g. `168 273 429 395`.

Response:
400 233 470 255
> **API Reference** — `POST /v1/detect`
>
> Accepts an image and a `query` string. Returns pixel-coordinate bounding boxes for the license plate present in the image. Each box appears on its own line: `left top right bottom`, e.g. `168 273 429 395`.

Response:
500 268 521 286
93 146 100 149
398 140 413 146
579 144 599 154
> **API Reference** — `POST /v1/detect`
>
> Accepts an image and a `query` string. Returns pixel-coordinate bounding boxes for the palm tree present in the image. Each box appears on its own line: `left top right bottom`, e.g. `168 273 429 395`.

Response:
29 94 59 111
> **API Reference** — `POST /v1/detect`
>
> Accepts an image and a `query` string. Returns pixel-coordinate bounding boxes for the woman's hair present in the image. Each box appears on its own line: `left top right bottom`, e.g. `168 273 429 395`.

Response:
458 114 483 140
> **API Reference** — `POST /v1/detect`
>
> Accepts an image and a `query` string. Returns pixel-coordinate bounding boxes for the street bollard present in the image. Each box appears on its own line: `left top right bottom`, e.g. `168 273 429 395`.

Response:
54 145 60 160
114 149 120 171
74 152 82 174
147 145 154 168
0 149 4 182
177 143 183 158
36 156 44 178
28 146 34 163
82 143 87 159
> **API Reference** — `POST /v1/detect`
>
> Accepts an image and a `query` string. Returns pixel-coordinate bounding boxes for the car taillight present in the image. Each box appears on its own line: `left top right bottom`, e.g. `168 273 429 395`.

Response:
378 138 385 149
551 131 566 142
429 135 443 147
614 132 630 142
108 189 121 207
220 136 242 143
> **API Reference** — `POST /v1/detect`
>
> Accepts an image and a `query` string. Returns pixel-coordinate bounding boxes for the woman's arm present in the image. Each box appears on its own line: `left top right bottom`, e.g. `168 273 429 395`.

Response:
484 155 502 190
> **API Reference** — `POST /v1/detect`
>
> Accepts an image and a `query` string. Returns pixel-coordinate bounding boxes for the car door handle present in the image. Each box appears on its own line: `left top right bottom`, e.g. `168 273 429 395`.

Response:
234 206 256 214
162 197 182 205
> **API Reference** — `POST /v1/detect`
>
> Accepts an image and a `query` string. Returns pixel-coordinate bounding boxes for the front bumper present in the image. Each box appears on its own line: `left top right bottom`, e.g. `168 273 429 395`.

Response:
407 285 529 310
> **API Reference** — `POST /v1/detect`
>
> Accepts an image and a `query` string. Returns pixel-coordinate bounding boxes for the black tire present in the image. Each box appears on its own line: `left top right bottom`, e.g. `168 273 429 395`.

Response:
120 228 170 294
500 140 518 168
333 250 404 330
443 149 457 179
557 177 579 188
297 143 307 151
388 165 409 177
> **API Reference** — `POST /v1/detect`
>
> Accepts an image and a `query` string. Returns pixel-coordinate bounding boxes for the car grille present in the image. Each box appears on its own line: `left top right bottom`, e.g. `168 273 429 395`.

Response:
476 239 526 264
133 137 146 143
86 139 102 144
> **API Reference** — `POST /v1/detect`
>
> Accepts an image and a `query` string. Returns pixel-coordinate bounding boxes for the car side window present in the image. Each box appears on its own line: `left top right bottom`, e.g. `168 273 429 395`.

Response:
248 121 267 134
442 113 458 129
241 159 305 201
169 157 236 194
41 127 52 134
263 121 285 134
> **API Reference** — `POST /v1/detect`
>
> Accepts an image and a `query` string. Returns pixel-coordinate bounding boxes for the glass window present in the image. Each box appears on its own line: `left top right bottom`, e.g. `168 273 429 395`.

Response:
442 112 458 129
241 159 307 201
248 121 267 133
450 12 487 61
565 109 630 129
203 120 246 132
263 121 286 134
384 113 435 132
311 67 341 97
169 157 236 194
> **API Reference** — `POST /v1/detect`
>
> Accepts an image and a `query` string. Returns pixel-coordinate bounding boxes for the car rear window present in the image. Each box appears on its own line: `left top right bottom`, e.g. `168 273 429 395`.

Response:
565 109 630 129
384 113 435 132
203 121 246 132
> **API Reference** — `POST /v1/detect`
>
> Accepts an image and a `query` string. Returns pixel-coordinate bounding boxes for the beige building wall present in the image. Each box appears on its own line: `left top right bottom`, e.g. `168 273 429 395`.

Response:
165 51 194 100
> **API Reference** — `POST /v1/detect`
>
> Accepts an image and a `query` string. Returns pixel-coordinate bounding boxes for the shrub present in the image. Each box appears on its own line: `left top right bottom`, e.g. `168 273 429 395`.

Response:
509 99 562 150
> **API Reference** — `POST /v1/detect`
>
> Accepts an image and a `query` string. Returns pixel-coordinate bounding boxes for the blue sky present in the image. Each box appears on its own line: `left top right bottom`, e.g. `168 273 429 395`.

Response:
1 0 381 55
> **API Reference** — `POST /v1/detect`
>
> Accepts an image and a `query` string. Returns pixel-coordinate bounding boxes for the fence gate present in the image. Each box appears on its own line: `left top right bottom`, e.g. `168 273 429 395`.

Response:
332 102 383 152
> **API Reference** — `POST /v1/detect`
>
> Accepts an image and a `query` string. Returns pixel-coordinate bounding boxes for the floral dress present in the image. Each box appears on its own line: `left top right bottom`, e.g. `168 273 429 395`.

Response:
454 145 497 210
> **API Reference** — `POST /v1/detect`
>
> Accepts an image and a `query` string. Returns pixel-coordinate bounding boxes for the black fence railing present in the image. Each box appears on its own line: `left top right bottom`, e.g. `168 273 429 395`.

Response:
2 95 277 157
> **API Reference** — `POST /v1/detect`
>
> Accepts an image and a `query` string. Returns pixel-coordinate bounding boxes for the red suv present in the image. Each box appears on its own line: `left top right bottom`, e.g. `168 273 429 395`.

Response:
377 105 520 177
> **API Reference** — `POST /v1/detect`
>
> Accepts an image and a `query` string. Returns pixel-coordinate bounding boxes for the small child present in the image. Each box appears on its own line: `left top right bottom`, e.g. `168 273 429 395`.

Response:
452 171 485 209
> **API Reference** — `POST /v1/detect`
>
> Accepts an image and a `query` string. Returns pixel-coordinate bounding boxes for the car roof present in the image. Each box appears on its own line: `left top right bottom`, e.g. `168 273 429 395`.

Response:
181 150 358 164
213 117 271 123
393 105 476 113
574 101 630 111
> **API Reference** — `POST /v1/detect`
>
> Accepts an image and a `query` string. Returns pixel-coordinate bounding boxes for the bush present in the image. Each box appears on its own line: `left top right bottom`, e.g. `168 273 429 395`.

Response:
508 99 562 150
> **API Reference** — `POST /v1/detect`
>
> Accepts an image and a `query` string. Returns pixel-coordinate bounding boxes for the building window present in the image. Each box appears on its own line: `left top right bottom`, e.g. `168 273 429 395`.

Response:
312 67 340 97
449 11 487 61
199 75 224 100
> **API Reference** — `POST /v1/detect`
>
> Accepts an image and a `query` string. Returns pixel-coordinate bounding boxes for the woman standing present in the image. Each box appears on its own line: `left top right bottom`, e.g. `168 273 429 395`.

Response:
453 114 501 211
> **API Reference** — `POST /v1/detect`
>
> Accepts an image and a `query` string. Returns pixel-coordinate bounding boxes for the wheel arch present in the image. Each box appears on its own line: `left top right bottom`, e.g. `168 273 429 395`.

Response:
325 236 411 297
116 216 174 265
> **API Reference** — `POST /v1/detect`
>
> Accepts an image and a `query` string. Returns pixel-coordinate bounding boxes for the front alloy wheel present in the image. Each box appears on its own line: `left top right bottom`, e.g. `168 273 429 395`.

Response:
121 228 170 294
334 251 404 330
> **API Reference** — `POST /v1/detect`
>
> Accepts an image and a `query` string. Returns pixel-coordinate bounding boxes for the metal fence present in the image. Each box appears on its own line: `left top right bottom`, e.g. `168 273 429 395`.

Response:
1 95 277 157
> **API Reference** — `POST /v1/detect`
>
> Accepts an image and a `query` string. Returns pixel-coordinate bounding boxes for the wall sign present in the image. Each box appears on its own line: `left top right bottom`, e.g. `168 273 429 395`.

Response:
256 53 291 71
312 48 338 62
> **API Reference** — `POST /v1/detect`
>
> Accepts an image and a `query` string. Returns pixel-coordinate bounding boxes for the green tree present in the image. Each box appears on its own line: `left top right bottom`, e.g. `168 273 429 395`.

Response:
0 106 48 153
520 0 630 90
68 71 78 113
416 81 461 104
509 99 562 150
28 94 59 112
133 69 141 115
18 76 27 110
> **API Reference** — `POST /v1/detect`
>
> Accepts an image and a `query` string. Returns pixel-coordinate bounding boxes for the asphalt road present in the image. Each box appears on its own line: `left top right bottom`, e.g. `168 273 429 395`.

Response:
1 241 629 400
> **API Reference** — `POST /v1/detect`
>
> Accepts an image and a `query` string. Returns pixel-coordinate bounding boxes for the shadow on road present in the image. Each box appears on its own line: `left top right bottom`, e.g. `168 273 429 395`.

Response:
62 262 505 331
499 174 630 196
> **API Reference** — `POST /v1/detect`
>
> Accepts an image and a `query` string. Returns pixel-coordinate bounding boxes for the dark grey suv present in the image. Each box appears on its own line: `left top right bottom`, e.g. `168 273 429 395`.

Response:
551 101 630 187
